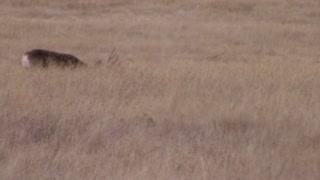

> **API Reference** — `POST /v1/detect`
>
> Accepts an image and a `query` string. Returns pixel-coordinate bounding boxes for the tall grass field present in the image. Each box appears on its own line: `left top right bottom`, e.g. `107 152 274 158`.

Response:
1 0 320 179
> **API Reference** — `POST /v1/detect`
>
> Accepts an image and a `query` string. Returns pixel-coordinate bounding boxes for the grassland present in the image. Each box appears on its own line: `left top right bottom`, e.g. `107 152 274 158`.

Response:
1 0 320 179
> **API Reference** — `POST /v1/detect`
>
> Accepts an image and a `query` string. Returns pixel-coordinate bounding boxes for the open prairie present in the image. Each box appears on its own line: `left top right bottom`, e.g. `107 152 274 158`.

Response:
1 0 320 179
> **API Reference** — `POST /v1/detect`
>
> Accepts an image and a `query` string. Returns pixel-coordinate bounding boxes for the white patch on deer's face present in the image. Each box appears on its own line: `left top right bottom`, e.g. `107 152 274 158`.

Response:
21 55 31 67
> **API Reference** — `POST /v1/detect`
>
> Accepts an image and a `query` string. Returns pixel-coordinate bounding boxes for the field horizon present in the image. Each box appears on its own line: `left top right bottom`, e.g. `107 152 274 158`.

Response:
1 0 320 179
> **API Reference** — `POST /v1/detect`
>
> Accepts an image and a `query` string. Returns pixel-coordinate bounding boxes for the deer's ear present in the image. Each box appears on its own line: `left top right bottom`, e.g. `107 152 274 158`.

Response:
95 60 103 66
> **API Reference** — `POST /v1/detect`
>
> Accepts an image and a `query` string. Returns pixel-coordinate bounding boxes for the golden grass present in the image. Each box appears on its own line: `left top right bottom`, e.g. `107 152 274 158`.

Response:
1 0 320 179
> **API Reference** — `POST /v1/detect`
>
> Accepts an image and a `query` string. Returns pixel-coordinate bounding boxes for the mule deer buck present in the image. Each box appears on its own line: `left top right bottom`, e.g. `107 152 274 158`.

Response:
21 49 119 68
21 49 86 68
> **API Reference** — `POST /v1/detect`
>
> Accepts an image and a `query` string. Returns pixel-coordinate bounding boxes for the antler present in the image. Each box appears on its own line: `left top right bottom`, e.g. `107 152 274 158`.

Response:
107 48 119 65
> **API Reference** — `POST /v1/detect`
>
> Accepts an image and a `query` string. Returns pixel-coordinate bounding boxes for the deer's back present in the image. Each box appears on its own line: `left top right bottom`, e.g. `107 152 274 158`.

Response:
22 49 86 68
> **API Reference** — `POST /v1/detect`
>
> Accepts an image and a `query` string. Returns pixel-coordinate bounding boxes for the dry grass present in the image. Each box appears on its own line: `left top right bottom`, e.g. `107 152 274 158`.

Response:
1 0 320 179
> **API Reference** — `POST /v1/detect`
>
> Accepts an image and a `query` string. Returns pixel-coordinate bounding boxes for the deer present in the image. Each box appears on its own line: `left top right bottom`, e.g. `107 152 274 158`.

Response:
21 49 119 68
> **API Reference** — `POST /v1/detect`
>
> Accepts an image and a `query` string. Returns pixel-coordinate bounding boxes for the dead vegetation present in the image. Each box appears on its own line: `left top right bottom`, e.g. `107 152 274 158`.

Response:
0 0 320 179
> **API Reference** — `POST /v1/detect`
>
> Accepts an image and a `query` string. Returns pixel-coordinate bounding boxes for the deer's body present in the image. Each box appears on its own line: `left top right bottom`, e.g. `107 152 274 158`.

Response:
21 49 86 68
